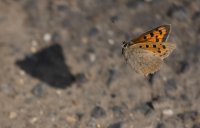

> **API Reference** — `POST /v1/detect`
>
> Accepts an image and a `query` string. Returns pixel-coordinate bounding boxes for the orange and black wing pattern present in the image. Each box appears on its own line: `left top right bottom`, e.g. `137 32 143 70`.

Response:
131 25 171 44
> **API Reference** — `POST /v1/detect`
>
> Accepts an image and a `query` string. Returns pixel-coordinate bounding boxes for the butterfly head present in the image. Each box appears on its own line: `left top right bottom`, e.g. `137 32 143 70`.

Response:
122 41 129 55
122 41 129 48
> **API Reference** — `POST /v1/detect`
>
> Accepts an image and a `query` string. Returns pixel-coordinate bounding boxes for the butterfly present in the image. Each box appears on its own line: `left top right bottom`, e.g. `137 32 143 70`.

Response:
122 24 176 76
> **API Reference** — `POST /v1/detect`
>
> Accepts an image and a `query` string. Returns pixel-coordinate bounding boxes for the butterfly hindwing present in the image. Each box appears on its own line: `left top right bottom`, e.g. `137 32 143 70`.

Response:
125 48 163 76
131 24 171 44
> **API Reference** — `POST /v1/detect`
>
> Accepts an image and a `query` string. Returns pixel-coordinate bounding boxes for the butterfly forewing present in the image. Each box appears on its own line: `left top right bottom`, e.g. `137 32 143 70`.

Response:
131 25 171 44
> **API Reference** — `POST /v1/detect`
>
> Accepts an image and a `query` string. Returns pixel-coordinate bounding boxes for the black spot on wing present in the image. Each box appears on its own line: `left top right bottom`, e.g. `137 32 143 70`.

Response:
159 30 162 35
150 32 154 37
162 45 166 49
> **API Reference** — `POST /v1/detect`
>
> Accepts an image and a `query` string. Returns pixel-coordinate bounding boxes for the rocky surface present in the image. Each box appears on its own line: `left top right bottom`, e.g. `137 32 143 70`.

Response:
0 0 200 128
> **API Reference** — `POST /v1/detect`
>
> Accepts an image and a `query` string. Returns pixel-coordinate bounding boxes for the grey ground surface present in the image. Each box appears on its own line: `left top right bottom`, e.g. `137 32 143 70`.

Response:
0 0 200 128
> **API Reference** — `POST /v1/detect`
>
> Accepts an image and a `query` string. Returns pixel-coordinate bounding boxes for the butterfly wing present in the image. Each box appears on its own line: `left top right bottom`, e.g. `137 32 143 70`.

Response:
131 25 171 44
122 25 175 76
124 48 163 76
128 42 176 59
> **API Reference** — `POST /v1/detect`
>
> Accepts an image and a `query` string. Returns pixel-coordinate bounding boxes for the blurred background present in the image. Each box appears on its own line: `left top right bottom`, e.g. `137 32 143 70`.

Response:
0 0 200 128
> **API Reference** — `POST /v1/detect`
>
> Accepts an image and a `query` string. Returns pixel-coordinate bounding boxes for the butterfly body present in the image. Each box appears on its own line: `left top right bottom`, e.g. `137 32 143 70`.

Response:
122 25 176 76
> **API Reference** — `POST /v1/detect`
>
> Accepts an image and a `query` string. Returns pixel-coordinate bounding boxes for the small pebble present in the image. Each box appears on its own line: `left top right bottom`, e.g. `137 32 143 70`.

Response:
135 102 154 116
75 73 87 84
29 117 38 124
110 15 118 23
87 118 98 128
51 117 56 122
56 90 62 96
89 53 96 62
19 70 25 76
31 84 46 97
97 124 101 128
19 78 25 85
52 32 61 43
88 27 99 37
164 78 177 91
0 84 16 96
153 97 173 109
31 47 37 53
9 112 17 119
76 112 84 120
193 123 200 128
126 0 144 8
66 115 77 124
107 68 119 86
110 93 116 98
107 122 121 128
57 4 68 11
176 60 189 74
31 40 38 47
111 106 124 116
108 39 115 45
162 109 174 116
156 123 165 128
43 33 52 42
177 111 198 121
91 106 106 118
81 36 88 44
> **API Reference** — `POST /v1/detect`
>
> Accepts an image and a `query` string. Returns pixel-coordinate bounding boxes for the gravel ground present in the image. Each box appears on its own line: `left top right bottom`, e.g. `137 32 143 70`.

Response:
0 0 200 128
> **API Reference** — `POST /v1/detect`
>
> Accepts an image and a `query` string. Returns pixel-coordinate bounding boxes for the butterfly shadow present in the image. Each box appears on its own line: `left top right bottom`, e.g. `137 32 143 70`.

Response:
15 44 76 89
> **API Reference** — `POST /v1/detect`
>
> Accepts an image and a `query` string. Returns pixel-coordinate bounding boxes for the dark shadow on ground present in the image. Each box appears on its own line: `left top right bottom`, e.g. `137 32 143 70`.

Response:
16 44 75 89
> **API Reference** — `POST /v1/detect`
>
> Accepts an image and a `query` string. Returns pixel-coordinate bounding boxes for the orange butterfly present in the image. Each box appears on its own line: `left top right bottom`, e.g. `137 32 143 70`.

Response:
122 25 176 76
